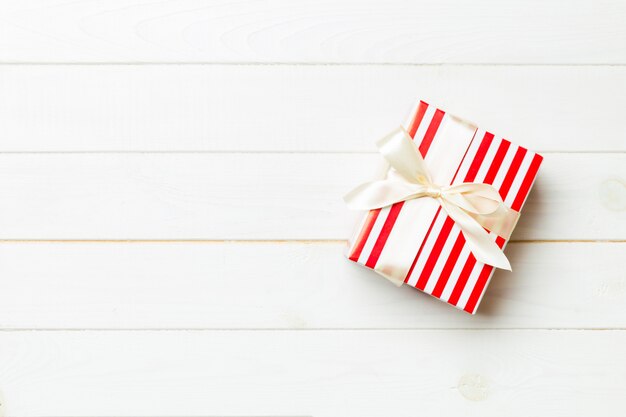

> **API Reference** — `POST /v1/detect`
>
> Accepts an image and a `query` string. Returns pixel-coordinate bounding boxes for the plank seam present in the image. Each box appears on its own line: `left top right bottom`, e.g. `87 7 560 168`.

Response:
0 240 622 244
1 62 626 67
0 328 624 331
0 151 620 155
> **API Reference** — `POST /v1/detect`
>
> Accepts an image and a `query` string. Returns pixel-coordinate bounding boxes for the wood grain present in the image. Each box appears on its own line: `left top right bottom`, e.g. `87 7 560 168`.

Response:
0 241 623 329
0 330 624 416
0 0 624 63
0 153 621 240
0 64 625 152
0 1 624 414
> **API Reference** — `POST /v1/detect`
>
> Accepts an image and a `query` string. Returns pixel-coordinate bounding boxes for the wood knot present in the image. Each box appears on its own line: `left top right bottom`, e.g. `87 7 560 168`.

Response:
458 373 489 401
594 278 626 299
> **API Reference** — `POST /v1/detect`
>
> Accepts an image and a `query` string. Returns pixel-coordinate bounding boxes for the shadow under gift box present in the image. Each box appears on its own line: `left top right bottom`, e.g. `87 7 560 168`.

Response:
347 100 543 314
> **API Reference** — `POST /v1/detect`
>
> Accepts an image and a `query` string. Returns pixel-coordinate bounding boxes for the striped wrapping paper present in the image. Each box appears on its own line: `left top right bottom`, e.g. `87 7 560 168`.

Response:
347 100 543 314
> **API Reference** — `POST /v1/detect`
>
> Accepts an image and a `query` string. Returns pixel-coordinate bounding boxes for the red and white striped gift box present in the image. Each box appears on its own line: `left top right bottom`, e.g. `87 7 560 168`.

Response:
347 100 543 314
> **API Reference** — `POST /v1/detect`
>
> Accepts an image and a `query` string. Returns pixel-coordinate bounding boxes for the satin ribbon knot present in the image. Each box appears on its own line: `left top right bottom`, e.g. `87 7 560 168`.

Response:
344 126 520 277
424 185 442 199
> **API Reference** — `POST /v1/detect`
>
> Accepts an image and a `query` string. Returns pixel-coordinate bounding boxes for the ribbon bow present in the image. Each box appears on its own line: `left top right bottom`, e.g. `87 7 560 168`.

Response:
344 127 519 276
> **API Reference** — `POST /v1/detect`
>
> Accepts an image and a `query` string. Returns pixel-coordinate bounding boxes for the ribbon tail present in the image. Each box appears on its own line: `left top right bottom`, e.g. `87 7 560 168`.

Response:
467 204 520 241
441 200 512 271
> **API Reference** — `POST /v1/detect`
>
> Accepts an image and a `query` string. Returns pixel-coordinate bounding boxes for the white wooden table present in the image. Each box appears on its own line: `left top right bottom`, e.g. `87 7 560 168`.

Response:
0 1 625 416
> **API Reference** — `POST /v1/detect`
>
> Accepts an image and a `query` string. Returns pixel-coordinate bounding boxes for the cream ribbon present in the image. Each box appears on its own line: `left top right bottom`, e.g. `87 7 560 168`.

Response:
344 127 519 278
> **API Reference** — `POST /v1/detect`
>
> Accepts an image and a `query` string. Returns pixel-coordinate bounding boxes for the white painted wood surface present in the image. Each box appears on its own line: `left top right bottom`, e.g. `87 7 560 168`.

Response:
0 0 625 63
0 1 625 416
2 330 626 417
1 65 625 152
0 153 622 240
0 242 623 329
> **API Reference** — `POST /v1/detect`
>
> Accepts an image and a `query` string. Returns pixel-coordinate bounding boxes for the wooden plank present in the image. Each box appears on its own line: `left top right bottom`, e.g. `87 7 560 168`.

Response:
0 153 621 240
0 64 624 152
0 242 623 329
0 330 624 416
0 0 624 63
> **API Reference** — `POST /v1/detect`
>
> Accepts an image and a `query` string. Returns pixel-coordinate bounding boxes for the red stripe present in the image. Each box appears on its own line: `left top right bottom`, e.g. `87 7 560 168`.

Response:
447 250 475 306
431 228 467 297
365 202 404 268
498 147 527 199
462 149 533 313
404 206 441 283
511 154 543 211
465 132 494 182
415 216 455 290
450 128 479 184
418 109 445 156
483 140 511 185
463 236 505 313
348 208 381 262
408 101 429 138
463 266 494 313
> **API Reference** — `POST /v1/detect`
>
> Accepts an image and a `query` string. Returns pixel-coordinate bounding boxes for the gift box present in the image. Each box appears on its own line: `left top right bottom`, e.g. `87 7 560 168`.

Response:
345 100 543 314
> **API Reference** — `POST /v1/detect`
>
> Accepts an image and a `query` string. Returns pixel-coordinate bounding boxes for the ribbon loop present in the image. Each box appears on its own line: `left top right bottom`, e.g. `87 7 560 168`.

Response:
345 126 520 273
